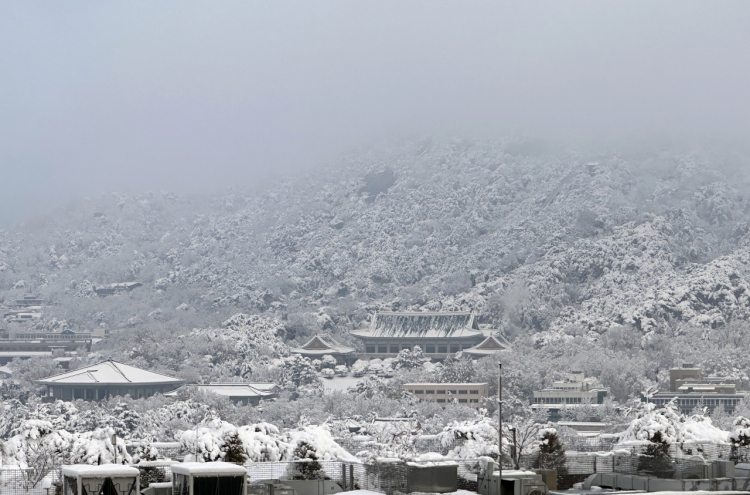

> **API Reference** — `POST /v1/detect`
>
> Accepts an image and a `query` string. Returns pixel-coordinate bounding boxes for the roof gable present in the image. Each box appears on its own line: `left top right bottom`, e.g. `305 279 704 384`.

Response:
304 336 333 350
475 335 507 350
463 334 510 355
291 334 355 355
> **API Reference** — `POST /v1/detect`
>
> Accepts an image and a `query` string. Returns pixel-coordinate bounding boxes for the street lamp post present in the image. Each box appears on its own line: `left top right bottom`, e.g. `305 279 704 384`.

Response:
498 363 502 495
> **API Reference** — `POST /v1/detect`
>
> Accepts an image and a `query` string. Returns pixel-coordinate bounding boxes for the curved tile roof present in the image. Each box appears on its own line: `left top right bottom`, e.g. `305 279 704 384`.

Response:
351 311 483 338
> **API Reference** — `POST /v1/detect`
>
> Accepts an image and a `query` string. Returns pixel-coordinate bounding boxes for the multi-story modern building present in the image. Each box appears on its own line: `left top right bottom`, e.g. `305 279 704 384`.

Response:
350 311 487 360
403 382 489 409
532 371 610 420
649 364 745 414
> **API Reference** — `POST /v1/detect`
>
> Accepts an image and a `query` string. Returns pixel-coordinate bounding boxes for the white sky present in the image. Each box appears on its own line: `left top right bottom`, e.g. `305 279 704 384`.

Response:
1 1 749 226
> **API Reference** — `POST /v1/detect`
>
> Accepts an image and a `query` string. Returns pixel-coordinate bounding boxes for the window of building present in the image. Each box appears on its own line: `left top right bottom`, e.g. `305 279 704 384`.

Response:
459 390 468 395
378 346 387 353
462 345 472 350
438 346 448 353
437 390 446 394
470 399 479 403
366 346 375 353
414 390 424 394
426 346 436 353
426 390 434 394
390 346 400 353
470 390 479 394
450 345 460 353
402 345 411 350
459 399 468 403
437 399 446 403
449 390 457 395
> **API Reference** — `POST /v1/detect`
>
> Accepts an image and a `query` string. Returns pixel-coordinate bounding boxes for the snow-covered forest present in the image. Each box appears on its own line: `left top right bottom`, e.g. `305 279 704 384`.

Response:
5 137 750 466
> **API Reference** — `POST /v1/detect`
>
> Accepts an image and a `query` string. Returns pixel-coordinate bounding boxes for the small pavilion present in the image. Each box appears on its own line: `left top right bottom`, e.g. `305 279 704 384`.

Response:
461 334 510 358
289 335 357 365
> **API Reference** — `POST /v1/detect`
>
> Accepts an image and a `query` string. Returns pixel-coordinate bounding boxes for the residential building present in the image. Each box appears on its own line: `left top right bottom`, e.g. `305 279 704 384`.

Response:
35 359 184 401
3 310 42 323
15 296 44 307
0 332 92 364
350 311 485 360
95 282 143 296
402 382 489 409
648 364 745 414
289 334 357 365
532 371 610 421
167 383 281 405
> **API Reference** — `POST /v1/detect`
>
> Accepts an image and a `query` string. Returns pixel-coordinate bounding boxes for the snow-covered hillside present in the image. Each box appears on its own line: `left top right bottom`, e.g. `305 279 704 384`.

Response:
3 137 750 346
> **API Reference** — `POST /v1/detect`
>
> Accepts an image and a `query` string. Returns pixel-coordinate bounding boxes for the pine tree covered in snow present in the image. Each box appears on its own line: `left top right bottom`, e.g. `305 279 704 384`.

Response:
535 426 567 473
221 431 248 464
637 431 673 478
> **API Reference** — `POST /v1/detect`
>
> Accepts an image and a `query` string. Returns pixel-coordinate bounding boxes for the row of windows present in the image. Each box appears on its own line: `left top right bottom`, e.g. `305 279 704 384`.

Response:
0 346 85 351
430 398 479 403
414 389 479 395
534 397 590 404
653 398 740 405
365 344 475 354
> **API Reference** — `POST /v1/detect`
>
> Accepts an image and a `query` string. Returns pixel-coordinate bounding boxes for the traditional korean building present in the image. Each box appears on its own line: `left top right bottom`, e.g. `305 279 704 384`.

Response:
168 383 281 405
36 359 184 401
462 334 510 358
289 334 357 365
350 311 485 360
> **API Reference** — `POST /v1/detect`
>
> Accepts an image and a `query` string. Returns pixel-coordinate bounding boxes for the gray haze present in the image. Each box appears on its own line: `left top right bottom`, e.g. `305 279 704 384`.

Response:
1 1 749 227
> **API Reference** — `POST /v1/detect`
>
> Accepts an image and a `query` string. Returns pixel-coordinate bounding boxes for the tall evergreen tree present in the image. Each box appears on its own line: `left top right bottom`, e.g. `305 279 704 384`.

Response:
222 432 248 464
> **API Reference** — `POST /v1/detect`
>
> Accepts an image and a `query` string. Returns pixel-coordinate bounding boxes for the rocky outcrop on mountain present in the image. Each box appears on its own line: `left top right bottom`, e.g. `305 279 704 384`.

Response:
2 138 750 345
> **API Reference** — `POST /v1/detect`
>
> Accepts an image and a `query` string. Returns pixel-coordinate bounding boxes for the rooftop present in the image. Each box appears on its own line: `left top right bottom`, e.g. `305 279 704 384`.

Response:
61 465 139 477
290 334 355 355
462 334 510 355
180 383 280 398
351 311 483 339
172 462 247 476
35 359 184 386
403 382 488 386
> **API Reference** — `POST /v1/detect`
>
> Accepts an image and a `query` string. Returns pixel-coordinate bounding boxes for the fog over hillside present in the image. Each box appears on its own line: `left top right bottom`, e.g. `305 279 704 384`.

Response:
4 137 750 351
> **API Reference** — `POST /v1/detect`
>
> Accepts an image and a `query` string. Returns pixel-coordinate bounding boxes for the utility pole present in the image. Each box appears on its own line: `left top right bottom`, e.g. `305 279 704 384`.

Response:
510 427 517 469
498 363 502 495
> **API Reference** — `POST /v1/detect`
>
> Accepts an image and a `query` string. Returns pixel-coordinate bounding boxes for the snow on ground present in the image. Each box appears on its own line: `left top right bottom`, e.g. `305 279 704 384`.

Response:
321 375 364 392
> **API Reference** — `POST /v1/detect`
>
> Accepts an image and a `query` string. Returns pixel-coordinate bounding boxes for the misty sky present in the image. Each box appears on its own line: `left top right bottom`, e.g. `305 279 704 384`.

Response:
1 1 749 227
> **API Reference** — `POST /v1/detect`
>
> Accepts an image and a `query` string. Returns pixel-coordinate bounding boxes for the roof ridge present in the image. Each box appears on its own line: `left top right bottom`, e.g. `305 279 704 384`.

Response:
109 360 133 383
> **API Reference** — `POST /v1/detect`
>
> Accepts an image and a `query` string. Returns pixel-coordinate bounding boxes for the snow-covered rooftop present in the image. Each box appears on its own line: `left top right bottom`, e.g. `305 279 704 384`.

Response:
35 359 184 386
352 311 484 339
192 383 280 398
171 462 247 476
463 334 510 355
61 464 139 477
290 335 355 356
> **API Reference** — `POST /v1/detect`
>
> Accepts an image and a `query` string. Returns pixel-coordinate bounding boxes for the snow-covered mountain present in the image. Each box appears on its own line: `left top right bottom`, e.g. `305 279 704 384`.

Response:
3 137 750 345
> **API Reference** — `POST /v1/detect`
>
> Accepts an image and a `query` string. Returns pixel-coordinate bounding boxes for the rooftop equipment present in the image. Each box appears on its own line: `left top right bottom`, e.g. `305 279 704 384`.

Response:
171 462 246 495
62 464 140 495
